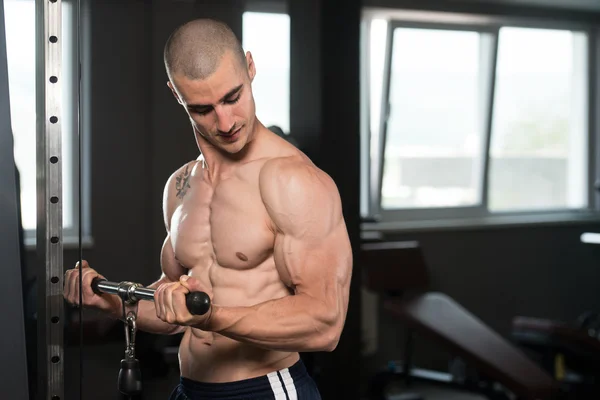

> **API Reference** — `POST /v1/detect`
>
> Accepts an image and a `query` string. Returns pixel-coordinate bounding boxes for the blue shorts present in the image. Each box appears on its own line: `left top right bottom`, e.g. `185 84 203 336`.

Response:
168 359 321 400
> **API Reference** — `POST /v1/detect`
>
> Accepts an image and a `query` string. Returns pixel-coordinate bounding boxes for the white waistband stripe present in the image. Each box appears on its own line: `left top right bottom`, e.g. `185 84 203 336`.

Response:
279 368 298 400
267 371 288 400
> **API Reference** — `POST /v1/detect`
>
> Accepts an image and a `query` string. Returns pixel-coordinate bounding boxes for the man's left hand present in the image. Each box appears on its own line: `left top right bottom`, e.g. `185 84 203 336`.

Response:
154 275 212 329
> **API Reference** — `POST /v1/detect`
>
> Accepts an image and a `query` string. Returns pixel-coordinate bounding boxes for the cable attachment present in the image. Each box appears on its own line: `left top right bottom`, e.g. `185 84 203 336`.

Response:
124 310 137 360
118 300 142 396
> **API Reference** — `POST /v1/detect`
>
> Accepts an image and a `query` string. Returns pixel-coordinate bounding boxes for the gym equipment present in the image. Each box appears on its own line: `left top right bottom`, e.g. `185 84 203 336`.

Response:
90 277 211 396
91 277 211 316
511 312 600 399
362 240 561 400
0 0 31 397
34 0 67 398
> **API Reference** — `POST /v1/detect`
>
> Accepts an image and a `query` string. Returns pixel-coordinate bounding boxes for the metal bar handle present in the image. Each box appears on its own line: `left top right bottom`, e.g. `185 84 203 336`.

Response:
91 277 211 315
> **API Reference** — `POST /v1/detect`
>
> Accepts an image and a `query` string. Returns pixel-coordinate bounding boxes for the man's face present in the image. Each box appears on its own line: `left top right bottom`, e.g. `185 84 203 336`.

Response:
168 50 256 154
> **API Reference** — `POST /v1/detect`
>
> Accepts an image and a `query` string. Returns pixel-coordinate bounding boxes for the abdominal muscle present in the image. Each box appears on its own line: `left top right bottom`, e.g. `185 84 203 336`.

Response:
178 328 299 383
175 261 300 383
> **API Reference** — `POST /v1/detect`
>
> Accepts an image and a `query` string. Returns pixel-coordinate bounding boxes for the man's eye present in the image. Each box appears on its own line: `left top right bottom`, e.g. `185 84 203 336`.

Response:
225 95 241 104
192 108 211 115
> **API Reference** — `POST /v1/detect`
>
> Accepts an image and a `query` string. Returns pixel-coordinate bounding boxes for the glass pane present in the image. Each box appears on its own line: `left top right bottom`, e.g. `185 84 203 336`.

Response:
6 0 75 231
489 28 588 211
382 28 486 209
242 12 290 134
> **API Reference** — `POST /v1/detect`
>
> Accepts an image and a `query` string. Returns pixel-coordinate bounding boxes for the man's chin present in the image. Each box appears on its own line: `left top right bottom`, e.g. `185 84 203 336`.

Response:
218 138 247 155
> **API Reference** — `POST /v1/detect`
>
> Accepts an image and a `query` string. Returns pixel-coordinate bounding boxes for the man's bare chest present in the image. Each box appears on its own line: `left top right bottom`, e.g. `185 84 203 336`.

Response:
169 167 275 272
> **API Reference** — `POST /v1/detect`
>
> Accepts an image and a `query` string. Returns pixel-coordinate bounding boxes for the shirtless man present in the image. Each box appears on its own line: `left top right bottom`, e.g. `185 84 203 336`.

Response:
63 18 352 400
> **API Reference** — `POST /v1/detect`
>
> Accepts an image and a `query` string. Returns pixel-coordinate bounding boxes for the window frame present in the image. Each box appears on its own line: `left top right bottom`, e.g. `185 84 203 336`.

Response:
361 8 600 231
243 0 287 14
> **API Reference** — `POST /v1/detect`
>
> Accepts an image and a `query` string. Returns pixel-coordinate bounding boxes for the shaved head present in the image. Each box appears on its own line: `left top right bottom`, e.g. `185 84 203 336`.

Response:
164 18 246 82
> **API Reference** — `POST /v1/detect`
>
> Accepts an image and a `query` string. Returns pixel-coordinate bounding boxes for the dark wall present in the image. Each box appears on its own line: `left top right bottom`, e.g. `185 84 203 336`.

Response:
84 0 154 284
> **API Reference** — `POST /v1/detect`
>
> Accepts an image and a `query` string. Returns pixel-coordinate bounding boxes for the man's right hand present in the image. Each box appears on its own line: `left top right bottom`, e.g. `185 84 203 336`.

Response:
63 260 120 315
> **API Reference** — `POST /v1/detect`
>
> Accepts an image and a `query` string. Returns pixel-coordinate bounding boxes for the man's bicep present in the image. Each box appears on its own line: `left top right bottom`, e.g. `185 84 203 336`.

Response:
263 160 352 299
277 221 352 292
273 219 352 336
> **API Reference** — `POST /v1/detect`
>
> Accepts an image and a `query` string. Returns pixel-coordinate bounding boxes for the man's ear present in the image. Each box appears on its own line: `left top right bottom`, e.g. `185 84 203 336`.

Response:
167 81 183 105
245 51 256 82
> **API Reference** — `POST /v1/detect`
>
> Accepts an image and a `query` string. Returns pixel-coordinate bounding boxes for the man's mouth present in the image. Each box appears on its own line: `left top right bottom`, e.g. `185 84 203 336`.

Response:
219 127 242 142
220 126 241 136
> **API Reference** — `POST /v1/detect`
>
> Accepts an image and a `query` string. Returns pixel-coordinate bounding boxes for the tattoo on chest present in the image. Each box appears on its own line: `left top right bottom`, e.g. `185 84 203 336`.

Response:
175 165 192 199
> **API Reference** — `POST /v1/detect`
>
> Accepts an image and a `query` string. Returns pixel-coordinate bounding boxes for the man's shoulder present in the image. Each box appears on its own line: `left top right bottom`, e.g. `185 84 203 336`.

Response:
169 159 202 181
258 155 343 235
166 159 202 187
163 159 201 201
260 155 314 181
162 159 201 227
261 154 306 170
259 155 337 196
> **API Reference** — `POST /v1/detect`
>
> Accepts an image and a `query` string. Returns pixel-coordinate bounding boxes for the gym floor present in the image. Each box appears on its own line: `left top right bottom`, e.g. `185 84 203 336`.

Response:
381 383 487 400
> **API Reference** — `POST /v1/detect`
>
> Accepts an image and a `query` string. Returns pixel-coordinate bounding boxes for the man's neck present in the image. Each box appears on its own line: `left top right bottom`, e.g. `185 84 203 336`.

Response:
195 122 266 180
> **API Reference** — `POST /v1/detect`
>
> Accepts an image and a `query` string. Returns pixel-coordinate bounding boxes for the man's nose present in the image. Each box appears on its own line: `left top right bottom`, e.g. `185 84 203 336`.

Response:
215 106 234 133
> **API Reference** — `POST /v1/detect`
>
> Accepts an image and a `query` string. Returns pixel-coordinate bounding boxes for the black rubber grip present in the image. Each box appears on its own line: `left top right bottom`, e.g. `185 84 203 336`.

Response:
118 358 142 395
91 276 105 296
185 291 211 315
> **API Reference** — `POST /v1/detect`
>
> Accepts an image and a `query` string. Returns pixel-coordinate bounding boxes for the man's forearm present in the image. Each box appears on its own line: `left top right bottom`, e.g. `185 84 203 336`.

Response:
205 293 341 352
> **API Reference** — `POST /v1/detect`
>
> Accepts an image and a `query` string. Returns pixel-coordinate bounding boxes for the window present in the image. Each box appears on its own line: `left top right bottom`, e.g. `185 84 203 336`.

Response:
382 27 490 210
362 9 594 228
242 11 290 134
5 0 88 244
489 27 588 212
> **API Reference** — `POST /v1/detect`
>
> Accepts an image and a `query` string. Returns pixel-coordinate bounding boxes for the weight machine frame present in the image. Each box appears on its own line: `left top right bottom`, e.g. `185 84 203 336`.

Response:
35 0 65 398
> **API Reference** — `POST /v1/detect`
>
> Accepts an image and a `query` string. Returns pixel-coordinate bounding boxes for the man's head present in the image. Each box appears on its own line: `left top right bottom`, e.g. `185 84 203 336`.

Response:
164 19 257 154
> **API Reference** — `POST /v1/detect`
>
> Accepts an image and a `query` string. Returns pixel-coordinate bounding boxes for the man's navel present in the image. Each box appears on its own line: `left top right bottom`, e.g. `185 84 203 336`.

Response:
236 252 249 262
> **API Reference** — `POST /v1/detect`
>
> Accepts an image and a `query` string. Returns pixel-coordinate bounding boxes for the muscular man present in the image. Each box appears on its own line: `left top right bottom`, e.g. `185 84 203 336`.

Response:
63 18 352 400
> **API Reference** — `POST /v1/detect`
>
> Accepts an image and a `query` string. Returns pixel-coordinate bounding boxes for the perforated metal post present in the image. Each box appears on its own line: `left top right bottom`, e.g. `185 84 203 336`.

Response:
36 0 64 399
